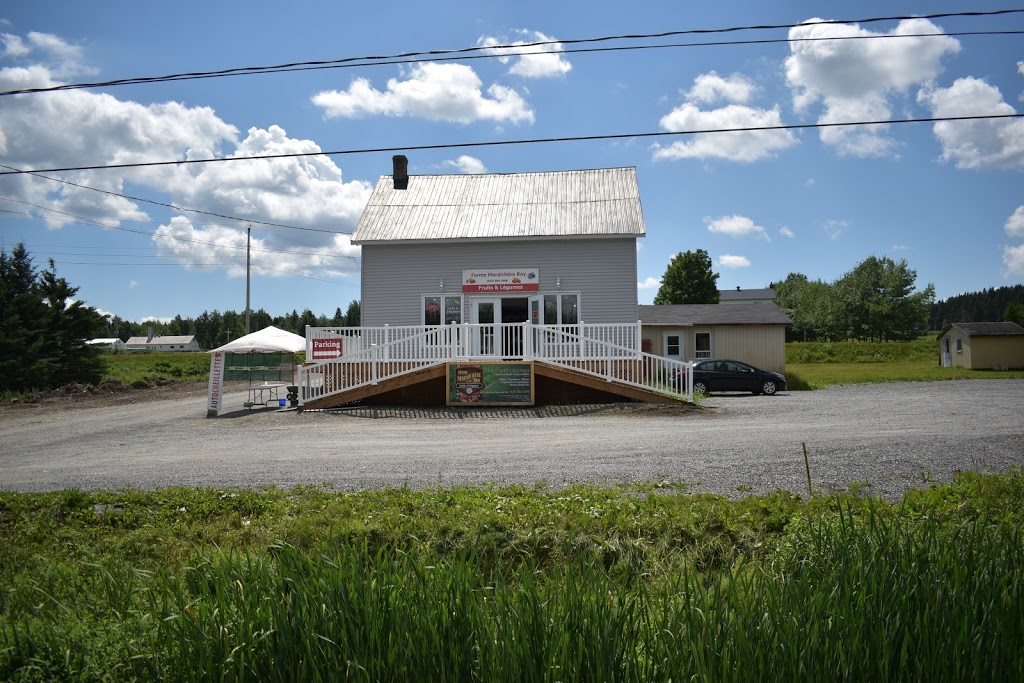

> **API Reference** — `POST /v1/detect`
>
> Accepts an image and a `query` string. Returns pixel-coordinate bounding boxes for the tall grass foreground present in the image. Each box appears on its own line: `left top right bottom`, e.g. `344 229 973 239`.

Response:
2 477 1023 681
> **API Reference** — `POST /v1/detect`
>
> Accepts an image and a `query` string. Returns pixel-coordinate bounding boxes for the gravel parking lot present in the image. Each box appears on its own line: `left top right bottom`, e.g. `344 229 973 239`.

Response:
1 380 1022 498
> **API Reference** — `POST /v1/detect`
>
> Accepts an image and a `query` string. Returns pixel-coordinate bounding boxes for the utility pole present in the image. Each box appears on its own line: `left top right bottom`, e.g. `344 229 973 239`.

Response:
245 225 251 334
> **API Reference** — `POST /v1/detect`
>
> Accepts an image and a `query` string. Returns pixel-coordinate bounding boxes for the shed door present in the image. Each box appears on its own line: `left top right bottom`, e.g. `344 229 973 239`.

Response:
663 332 683 361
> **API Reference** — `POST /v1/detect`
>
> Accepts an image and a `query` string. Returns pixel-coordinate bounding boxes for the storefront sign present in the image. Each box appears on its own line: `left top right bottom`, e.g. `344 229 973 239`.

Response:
447 361 535 406
311 338 344 360
462 268 539 293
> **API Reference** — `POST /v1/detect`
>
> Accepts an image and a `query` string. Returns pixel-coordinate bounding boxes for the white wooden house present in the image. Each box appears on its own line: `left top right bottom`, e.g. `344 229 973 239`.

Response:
125 334 200 352
86 338 127 351
299 158 695 409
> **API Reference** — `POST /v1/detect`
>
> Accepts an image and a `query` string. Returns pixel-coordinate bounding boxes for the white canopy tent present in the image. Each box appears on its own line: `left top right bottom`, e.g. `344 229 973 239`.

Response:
209 325 305 354
207 326 306 416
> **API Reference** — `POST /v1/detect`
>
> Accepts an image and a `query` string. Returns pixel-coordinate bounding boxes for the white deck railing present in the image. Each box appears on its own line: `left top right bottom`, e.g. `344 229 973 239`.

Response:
300 322 692 405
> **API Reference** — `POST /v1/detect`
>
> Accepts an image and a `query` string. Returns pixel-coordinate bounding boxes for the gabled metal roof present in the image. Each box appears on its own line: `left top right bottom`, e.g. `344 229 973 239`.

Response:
352 167 645 243
639 303 793 326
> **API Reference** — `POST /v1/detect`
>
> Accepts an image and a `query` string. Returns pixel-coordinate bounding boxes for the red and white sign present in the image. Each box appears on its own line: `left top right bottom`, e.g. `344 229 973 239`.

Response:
312 338 344 360
462 268 540 293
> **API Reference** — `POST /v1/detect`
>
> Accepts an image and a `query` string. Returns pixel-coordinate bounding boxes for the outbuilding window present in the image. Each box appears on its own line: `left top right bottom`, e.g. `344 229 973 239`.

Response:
956 338 963 354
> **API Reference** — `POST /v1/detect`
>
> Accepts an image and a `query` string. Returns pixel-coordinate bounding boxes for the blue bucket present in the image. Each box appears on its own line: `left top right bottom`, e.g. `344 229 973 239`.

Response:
278 398 286 407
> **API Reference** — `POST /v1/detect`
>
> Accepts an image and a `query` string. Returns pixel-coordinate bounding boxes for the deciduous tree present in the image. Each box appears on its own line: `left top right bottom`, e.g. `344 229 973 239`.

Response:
653 249 720 305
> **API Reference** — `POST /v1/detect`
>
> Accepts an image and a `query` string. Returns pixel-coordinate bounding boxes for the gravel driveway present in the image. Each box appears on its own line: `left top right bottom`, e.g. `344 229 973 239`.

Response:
2 380 1022 498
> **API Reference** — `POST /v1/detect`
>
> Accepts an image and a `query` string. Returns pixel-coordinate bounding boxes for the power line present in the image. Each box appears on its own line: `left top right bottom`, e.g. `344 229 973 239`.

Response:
2 9 1020 96
2 113 1020 177
0 196 359 261
52 258 358 287
0 164 353 234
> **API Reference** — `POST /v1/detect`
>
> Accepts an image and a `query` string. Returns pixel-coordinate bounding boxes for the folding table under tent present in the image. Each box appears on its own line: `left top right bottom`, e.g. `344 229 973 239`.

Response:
206 326 306 417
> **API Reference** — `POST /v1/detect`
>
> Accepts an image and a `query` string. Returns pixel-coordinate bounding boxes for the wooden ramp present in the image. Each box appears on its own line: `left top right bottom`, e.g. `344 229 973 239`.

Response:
299 361 683 411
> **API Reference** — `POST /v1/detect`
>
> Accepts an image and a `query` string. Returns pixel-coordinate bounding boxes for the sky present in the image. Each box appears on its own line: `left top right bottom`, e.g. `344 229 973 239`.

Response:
1 1 1023 324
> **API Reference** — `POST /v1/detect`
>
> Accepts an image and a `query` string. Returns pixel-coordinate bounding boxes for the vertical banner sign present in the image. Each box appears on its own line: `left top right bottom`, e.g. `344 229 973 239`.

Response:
206 351 225 417
312 337 344 360
447 361 535 406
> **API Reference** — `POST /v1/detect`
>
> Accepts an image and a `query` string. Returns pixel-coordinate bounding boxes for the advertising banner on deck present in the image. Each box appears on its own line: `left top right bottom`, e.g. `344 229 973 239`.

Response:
447 361 535 406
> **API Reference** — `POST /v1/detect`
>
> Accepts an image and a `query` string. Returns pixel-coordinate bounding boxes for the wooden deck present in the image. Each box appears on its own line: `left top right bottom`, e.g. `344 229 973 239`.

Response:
298 360 681 411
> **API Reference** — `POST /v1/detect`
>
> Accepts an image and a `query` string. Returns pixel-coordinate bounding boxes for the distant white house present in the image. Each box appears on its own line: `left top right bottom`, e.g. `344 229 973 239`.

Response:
125 334 200 352
86 338 127 351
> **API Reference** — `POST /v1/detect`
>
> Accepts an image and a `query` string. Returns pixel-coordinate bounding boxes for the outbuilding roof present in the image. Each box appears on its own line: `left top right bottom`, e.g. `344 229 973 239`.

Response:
938 322 1024 338
352 167 645 244
639 303 793 326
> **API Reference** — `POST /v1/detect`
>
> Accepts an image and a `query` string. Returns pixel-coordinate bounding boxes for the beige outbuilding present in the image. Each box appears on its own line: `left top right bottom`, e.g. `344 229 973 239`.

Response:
639 303 792 373
937 322 1024 369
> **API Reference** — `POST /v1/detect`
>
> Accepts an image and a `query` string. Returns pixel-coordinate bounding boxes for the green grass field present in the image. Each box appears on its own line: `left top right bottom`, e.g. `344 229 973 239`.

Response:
783 339 1024 388
2 473 1022 681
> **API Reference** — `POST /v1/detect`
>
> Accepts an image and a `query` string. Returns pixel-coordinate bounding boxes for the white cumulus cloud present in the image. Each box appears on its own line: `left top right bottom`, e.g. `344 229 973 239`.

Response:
443 155 488 174
718 254 751 268
1006 206 1024 238
653 71 797 162
917 77 1024 169
311 63 534 124
779 226 796 238
0 33 373 278
785 18 960 157
478 30 572 78
1003 244 1024 276
637 276 661 289
686 71 755 104
706 215 769 239
153 216 360 279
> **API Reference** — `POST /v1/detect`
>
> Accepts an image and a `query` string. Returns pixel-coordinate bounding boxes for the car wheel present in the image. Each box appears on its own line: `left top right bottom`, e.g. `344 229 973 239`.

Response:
760 380 778 396
692 381 708 396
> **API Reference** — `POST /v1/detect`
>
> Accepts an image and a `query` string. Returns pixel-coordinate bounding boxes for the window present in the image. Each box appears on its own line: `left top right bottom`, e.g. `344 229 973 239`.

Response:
695 332 711 359
666 335 681 357
423 296 441 326
423 295 462 325
956 338 963 354
560 294 579 325
542 293 580 325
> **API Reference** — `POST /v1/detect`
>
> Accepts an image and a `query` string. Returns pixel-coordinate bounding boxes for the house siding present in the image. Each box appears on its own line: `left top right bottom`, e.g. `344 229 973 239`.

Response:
361 237 639 326
643 324 787 373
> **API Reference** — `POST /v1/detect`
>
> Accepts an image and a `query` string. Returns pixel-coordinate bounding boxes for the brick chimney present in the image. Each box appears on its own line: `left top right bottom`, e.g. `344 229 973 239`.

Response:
392 154 408 190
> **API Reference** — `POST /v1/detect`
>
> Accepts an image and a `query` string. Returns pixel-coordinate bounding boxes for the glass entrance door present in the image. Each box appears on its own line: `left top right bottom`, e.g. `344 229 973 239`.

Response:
472 298 499 356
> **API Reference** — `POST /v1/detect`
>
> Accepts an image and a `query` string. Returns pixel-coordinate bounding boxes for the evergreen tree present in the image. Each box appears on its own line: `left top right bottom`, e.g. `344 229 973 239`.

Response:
653 249 720 304
344 300 361 326
0 244 106 392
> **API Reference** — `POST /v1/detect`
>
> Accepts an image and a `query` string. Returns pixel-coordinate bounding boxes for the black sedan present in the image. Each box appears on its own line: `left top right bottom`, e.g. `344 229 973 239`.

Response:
677 359 787 396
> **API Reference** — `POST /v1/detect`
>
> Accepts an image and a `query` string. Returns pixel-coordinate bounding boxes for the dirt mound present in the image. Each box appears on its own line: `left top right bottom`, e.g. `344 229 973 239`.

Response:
0 377 208 414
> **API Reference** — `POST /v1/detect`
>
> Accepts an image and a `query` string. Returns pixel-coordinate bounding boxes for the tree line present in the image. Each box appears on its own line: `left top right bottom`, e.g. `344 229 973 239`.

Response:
774 256 935 342
927 284 1024 329
655 251 939 342
100 300 361 351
